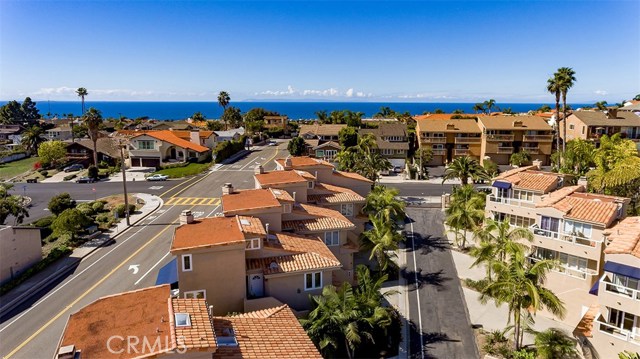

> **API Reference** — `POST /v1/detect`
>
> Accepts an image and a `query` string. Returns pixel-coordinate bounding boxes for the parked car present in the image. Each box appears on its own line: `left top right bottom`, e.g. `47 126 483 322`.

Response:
146 174 169 181
64 164 84 172
268 140 278 146
393 166 404 173
75 177 95 183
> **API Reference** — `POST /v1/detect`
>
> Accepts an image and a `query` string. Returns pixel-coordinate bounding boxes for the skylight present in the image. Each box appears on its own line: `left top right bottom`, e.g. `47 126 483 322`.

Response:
175 313 191 327
240 219 250 226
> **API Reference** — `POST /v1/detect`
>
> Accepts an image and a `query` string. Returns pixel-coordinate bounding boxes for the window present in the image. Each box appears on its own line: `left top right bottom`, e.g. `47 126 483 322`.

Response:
175 313 191 327
308 181 314 189
340 203 354 217
305 271 322 290
563 220 592 238
246 238 261 250
611 273 640 294
608 309 636 332
316 150 325 157
512 190 533 202
325 150 337 158
138 140 154 150
569 124 575 130
582 126 585 135
182 254 192 272
184 290 206 299
324 231 340 246
283 203 292 213
493 213 535 228
381 149 394 155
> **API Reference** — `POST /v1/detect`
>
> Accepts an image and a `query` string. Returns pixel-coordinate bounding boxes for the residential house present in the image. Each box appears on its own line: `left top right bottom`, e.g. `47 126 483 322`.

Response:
170 213 341 314
562 109 640 148
45 126 73 141
0 125 23 143
359 122 410 168
0 226 42 285
55 284 321 359
214 127 244 142
415 117 482 165
65 138 120 166
170 130 218 150
263 115 288 131
128 130 210 168
478 115 554 165
152 121 195 131
298 124 346 159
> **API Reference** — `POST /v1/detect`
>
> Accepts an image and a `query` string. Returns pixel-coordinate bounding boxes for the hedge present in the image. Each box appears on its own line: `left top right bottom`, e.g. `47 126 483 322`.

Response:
63 174 77 181
214 135 247 163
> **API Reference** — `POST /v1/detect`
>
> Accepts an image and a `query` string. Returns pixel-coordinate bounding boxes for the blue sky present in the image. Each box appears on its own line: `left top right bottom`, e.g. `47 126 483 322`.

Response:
1 0 638 103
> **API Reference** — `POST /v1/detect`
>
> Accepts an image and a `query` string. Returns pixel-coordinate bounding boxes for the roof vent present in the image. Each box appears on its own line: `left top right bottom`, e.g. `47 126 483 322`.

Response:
57 345 76 359
446 123 456 130
254 165 264 175
284 156 293 170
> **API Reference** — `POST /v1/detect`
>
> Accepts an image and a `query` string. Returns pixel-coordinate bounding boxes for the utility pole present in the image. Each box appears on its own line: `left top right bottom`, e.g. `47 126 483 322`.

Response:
119 140 130 226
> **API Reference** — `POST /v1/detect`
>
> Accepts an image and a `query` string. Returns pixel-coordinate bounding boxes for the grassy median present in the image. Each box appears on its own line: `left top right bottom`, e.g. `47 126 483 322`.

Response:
153 162 211 178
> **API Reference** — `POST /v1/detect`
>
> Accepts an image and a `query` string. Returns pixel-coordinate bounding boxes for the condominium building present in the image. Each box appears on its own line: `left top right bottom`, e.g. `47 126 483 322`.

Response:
562 109 640 147
415 117 482 165
55 284 321 359
478 115 553 165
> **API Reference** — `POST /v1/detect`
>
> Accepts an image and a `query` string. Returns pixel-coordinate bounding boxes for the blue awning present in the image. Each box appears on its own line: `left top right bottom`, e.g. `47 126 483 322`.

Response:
604 261 640 280
589 277 601 295
492 180 512 189
155 257 178 288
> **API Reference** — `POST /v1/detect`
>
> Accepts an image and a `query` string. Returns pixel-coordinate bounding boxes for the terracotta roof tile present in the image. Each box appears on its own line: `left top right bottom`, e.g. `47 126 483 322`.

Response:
478 115 553 131
332 170 373 183
212 305 322 359
416 118 481 133
255 170 308 186
222 189 281 214
171 298 217 350
551 196 621 226
536 185 585 208
269 188 294 202
603 216 640 258
275 156 334 168
172 217 245 251
171 130 215 139
307 183 366 204
495 167 561 192
574 304 598 338
131 130 210 152
238 216 266 237
295 170 316 180
282 203 355 233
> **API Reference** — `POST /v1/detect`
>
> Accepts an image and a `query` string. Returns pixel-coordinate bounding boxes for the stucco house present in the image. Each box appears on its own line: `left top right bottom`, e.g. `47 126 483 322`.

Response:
127 130 210 168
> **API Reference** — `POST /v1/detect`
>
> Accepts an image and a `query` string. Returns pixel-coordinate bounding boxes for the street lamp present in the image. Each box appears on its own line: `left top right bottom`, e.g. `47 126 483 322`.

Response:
118 139 131 226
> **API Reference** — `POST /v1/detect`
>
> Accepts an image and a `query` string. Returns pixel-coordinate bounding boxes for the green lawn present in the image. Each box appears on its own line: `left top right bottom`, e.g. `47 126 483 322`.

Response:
0 157 39 180
154 162 211 178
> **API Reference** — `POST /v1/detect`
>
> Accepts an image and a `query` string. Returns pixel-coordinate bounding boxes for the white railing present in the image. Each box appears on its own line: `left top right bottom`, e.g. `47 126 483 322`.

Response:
531 226 603 248
522 147 540 154
488 195 534 207
603 281 640 301
528 257 597 280
596 319 640 345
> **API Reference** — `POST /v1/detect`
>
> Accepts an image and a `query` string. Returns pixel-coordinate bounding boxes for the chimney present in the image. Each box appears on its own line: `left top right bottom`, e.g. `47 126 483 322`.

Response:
532 159 542 170
606 108 618 119
512 120 523 127
446 123 455 130
292 192 296 202
222 183 234 195
577 176 588 188
189 131 199 145
254 165 264 175
284 156 293 170
179 210 194 225
56 345 76 359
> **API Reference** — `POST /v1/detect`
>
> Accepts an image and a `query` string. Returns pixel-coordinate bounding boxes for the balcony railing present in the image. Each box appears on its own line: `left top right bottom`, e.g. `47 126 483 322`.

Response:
522 147 540 154
432 149 446 156
497 147 514 154
421 137 446 143
602 281 640 301
454 137 481 144
531 226 602 247
596 319 640 345
486 134 515 141
523 135 553 142
488 195 534 207
528 257 597 280
454 149 469 156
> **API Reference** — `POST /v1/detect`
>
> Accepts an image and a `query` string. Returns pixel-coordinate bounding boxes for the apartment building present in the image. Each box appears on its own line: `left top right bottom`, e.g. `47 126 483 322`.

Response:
55 284 321 359
478 115 553 165
170 213 342 315
562 109 640 147
359 122 410 168
415 117 482 165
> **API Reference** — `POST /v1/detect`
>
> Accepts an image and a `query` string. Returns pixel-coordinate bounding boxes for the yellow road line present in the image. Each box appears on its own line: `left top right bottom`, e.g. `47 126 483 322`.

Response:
262 147 281 167
158 175 199 198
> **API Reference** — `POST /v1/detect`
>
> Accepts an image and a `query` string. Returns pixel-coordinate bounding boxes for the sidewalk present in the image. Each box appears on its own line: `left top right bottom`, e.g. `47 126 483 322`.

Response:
384 246 409 359
0 193 163 317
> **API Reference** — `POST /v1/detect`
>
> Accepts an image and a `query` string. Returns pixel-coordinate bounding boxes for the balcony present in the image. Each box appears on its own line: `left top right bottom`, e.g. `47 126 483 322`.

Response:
420 136 446 144
522 147 540 154
528 257 598 280
455 137 481 144
531 226 603 248
497 147 514 154
523 135 553 142
454 149 469 156
596 319 640 345
432 149 446 156
488 195 534 208
602 281 640 301
486 134 515 141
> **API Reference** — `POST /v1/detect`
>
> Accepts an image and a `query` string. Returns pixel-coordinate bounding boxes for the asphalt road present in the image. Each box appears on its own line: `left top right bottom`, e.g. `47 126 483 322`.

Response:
404 207 479 359
0 143 288 359
392 182 456 197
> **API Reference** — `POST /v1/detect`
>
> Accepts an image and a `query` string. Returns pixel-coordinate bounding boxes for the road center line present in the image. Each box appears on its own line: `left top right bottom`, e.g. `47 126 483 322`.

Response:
410 221 425 359
134 252 170 286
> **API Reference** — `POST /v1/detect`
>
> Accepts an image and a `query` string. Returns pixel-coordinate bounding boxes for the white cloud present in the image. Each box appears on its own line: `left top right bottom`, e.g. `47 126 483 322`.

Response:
595 90 608 96
345 88 354 97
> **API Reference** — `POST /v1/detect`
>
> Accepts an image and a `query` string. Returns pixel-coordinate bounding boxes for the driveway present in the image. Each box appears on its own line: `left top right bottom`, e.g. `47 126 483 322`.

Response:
404 207 479 359
40 169 83 183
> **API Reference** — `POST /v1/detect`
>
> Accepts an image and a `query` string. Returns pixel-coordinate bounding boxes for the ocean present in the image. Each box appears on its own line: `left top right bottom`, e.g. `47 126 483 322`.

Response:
25 101 590 121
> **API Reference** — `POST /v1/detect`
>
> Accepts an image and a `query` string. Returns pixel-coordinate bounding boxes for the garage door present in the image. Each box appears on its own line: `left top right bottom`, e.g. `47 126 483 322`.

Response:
141 158 160 168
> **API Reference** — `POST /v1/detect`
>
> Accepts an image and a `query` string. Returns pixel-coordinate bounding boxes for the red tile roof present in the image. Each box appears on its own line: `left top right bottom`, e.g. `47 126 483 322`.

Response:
603 216 640 258
551 195 621 226
255 170 308 186
222 189 282 214
495 167 561 192
172 216 245 251
332 170 374 183
308 183 366 204
132 130 210 152
282 203 355 233
170 297 218 351
275 156 334 168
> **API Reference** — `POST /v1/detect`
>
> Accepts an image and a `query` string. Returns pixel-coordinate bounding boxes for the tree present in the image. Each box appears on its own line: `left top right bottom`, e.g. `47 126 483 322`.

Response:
452 109 464 114
21 125 45 154
335 147 359 172
344 111 363 127
51 208 91 241
191 111 206 122
374 106 395 119
483 99 498 114
537 105 552 112
0 184 29 225
287 137 306 156
533 328 579 359
76 87 88 115
362 185 406 224
557 67 577 154
445 185 485 248
547 75 562 154
557 139 595 176
217 91 230 128
206 120 225 131
244 107 275 134
20 97 40 124
619 351 640 359
361 215 404 271
38 140 67 167
221 106 243 129
414 147 433 179
434 108 444 114
48 193 77 216
510 151 532 167
442 156 488 185
483 159 499 178
634 94 640 101
82 107 103 166
594 101 608 111
87 165 99 179
72 123 88 139
0 100 21 124
338 127 358 148
502 107 514 115
315 110 328 123
473 103 486 114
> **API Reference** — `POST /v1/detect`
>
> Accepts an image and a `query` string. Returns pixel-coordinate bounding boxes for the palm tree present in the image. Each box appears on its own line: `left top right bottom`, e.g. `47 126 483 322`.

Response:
362 185 406 224
473 103 486 114
76 87 88 115
547 76 562 154
452 109 464 114
534 328 579 359
82 107 103 166
619 351 640 359
594 101 608 111
557 67 577 154
483 99 497 114
361 215 404 271
21 125 45 154
442 156 488 185
479 254 566 350
315 110 328 123
445 185 485 248
217 91 230 129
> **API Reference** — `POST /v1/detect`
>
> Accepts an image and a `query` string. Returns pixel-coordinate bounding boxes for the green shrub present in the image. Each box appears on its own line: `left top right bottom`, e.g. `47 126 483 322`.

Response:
114 203 136 218
87 165 99 179
76 203 95 216
98 160 109 169
40 170 48 177
63 174 76 181
91 201 106 212
160 162 190 170
32 215 56 228
48 193 76 215
214 135 247 163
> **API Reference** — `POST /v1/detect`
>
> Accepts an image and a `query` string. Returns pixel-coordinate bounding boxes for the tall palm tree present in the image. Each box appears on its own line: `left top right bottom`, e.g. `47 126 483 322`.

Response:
82 107 103 166
445 185 485 248
594 101 608 111
442 156 488 185
557 67 576 154
472 103 486 114
547 76 562 154
217 91 230 129
361 215 404 271
479 254 566 350
20 125 45 154
76 87 88 115
483 99 497 114
362 185 406 224
534 328 579 359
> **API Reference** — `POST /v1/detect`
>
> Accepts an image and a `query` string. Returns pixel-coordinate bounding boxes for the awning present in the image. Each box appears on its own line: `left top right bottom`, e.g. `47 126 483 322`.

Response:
588 276 602 295
492 180 512 189
604 261 640 280
155 257 178 288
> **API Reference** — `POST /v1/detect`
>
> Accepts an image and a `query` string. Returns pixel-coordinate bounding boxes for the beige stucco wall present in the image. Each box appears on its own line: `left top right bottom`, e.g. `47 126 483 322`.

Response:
174 244 246 316
224 207 283 232
0 227 42 285
265 270 333 311
563 114 588 141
